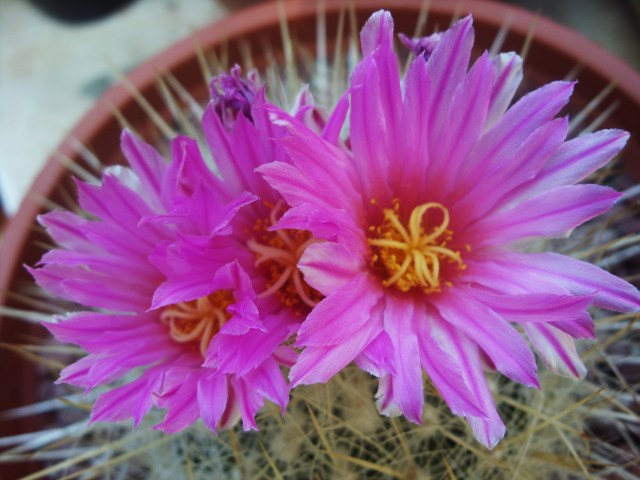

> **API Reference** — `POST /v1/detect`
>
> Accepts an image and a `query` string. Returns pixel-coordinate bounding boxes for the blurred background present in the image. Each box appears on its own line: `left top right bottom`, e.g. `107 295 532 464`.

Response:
1 0 639 218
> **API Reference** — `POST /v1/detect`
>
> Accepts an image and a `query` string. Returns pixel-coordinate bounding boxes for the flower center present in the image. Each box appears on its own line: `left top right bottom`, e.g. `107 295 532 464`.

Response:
368 201 466 293
161 290 234 357
247 201 323 312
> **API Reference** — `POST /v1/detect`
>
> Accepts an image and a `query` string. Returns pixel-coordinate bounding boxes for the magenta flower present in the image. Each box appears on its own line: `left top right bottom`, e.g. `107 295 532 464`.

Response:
259 12 640 448
30 69 324 433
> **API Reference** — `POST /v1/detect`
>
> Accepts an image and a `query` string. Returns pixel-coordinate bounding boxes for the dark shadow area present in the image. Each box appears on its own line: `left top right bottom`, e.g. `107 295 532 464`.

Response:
30 0 137 24
504 0 640 70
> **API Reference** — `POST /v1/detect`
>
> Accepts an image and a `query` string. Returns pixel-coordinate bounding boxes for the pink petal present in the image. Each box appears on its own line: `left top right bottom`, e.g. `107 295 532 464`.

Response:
274 203 364 247
150 236 250 309
462 252 575 298
426 16 474 142
243 357 290 413
257 162 314 207
263 108 362 211
400 57 431 206
103 165 144 196
45 312 147 336
217 261 263 335
233 377 264 431
38 249 154 294
197 373 229 432
299 241 365 296
291 84 316 112
202 102 277 201
59 350 161 391
81 220 156 259
455 116 569 224
168 136 223 197
120 129 167 211
154 370 201 434
90 365 164 427
251 91 292 166
185 184 257 237
517 129 630 200
29 264 154 312
44 312 174 356
467 290 593 324
430 317 506 449
351 10 406 196
349 56 394 203
485 52 523 130
523 324 587 379
416 307 485 418
205 312 293 375
55 355 97 388
551 313 596 340
471 250 640 312
360 10 394 56
295 272 382 347
290 86 319 131
290 304 382 386
459 81 574 188
469 185 620 246
434 288 539 388
274 345 298 367
152 259 263 336
428 52 493 198
38 211 96 252
151 273 217 311
321 90 350 145
72 326 173 358
219 383 242 430
358 10 403 181
77 176 165 246
355 330 395 377
375 376 400 417
376 297 423 424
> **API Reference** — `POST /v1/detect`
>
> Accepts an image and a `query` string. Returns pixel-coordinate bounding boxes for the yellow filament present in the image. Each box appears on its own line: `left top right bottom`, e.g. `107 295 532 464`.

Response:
161 290 233 357
368 201 465 293
247 200 322 310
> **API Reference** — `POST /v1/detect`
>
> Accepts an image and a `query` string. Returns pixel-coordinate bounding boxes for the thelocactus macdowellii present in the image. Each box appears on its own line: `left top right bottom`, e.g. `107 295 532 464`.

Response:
26 7 640 475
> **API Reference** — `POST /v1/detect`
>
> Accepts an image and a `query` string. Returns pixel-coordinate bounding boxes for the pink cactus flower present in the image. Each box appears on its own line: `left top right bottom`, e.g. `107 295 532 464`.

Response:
30 69 325 433
259 11 640 448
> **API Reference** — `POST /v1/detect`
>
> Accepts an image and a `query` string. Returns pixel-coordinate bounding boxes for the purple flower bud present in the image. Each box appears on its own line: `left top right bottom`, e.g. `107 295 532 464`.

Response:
210 64 261 128
398 32 443 60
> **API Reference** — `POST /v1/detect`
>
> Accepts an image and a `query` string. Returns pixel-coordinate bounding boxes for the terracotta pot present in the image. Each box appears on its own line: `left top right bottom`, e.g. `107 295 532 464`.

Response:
1 0 639 475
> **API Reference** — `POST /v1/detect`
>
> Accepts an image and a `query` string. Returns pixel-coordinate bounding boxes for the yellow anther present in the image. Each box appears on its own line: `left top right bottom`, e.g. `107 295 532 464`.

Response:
368 201 465 293
161 290 234 357
247 200 323 311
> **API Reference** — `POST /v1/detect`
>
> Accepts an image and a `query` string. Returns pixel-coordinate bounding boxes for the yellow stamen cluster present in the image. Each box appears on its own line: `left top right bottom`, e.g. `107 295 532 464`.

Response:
247 200 323 311
368 200 466 293
161 290 234 357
